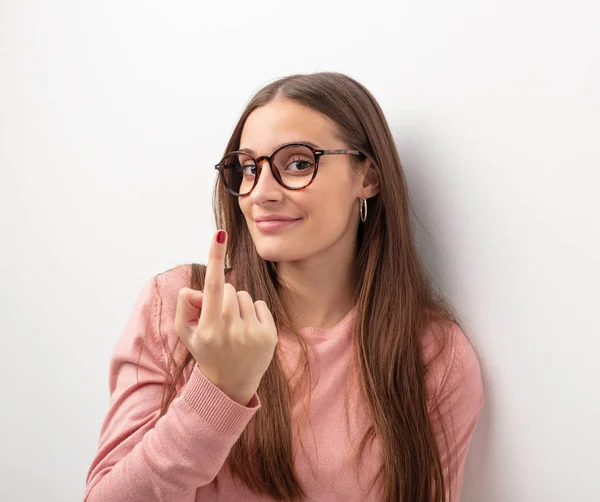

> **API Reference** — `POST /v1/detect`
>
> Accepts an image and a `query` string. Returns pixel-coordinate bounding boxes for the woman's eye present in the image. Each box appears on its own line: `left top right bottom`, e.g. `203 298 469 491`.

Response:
241 164 256 176
287 158 313 171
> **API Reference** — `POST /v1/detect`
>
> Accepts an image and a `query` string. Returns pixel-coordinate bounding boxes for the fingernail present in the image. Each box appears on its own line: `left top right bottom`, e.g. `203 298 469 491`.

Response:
216 230 226 244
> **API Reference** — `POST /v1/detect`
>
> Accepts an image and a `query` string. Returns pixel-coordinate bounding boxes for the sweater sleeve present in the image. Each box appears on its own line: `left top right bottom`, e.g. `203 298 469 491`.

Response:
424 323 485 502
83 274 261 502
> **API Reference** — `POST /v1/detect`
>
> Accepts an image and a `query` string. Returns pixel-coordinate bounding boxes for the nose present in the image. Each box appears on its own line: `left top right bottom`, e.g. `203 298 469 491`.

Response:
247 158 283 202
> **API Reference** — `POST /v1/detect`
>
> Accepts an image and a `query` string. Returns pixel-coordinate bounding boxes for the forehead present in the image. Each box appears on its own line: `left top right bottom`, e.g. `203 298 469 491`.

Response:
239 99 340 155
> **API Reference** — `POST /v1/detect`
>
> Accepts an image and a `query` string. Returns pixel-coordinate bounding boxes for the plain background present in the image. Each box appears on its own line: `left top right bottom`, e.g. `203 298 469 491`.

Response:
1 1 599 501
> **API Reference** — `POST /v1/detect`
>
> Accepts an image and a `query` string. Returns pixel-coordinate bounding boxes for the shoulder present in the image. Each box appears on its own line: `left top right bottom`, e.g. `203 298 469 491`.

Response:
145 264 193 362
419 320 484 410
150 263 237 350
153 263 194 318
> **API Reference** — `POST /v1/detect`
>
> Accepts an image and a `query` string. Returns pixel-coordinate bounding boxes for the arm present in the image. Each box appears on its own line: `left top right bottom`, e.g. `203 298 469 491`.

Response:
84 275 260 502
426 324 485 501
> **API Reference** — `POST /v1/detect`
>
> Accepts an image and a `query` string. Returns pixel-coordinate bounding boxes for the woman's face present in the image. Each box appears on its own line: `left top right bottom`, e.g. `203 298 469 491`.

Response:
237 98 375 265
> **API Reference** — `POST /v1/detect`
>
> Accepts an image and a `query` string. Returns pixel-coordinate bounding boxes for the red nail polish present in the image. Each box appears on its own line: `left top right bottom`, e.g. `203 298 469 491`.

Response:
216 230 226 244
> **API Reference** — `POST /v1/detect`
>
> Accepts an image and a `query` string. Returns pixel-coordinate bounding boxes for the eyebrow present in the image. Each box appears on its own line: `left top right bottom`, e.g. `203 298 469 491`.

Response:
238 140 321 156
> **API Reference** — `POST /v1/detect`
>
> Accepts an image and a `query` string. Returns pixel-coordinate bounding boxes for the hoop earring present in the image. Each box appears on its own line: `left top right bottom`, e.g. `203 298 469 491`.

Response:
360 198 368 223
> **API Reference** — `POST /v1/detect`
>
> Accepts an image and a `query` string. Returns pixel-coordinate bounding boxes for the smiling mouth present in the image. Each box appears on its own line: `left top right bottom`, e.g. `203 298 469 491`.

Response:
255 218 302 232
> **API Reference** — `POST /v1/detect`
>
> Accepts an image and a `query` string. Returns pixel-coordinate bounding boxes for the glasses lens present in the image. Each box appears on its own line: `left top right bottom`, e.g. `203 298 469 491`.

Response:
219 144 316 195
273 145 316 189
220 151 256 196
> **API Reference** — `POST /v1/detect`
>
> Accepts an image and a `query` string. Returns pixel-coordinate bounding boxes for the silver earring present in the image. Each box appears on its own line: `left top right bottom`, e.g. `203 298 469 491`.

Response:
360 198 367 223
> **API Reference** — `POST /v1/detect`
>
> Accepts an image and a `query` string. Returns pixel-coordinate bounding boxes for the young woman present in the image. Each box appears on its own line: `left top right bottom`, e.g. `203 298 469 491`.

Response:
84 72 484 502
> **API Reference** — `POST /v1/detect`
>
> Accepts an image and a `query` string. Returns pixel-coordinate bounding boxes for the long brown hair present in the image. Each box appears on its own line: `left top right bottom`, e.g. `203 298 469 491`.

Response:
156 72 460 501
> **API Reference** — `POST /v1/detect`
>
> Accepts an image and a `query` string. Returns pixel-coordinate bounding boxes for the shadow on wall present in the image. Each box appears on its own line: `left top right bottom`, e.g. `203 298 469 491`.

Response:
392 129 494 501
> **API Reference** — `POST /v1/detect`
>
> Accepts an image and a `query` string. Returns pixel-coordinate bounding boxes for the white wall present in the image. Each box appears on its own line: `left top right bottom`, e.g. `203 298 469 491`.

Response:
1 1 598 500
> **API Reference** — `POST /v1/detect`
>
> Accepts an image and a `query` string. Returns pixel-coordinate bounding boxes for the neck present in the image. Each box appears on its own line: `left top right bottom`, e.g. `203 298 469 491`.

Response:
276 238 357 331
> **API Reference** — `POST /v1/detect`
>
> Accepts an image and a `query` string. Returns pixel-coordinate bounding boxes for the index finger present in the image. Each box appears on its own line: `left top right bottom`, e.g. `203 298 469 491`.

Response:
200 229 227 322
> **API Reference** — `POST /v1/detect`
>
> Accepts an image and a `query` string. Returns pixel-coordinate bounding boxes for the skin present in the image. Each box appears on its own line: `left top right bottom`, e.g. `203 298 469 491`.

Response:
237 99 380 330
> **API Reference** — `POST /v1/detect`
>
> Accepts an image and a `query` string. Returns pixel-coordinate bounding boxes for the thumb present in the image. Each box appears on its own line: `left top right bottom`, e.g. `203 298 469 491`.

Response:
187 289 204 309
175 288 204 340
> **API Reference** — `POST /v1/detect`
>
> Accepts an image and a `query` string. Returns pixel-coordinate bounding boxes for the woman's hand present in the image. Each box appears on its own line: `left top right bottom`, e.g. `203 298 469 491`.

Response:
174 230 278 406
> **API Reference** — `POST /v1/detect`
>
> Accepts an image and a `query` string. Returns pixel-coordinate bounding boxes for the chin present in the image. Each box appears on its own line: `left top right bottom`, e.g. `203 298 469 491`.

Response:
255 248 288 263
255 244 307 264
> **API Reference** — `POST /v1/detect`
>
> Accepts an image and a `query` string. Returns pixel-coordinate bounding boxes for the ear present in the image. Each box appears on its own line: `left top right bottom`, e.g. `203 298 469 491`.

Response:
359 159 380 198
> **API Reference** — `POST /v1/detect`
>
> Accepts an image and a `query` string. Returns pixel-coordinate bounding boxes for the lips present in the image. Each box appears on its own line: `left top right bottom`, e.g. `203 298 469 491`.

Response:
255 218 301 232
254 215 301 223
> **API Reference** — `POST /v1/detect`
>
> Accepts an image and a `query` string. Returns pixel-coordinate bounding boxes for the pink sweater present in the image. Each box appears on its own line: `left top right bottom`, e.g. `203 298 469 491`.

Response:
84 264 484 501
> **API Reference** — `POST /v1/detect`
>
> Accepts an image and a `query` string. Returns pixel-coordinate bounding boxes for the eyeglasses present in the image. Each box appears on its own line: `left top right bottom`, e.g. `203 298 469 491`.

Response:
214 142 364 197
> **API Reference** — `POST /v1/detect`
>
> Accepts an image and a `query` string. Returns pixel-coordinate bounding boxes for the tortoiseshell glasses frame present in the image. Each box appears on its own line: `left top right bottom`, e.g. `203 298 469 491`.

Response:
214 142 365 197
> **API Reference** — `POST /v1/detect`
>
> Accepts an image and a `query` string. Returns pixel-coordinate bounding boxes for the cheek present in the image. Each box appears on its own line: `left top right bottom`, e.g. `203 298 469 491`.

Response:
238 198 251 219
305 191 352 230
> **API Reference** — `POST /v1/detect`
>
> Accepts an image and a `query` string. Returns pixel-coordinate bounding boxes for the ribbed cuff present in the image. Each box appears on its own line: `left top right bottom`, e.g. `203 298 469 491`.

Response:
181 365 261 435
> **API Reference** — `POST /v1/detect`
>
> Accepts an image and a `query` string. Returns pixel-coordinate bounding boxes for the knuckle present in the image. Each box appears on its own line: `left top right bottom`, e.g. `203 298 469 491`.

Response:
200 330 216 345
196 325 217 345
